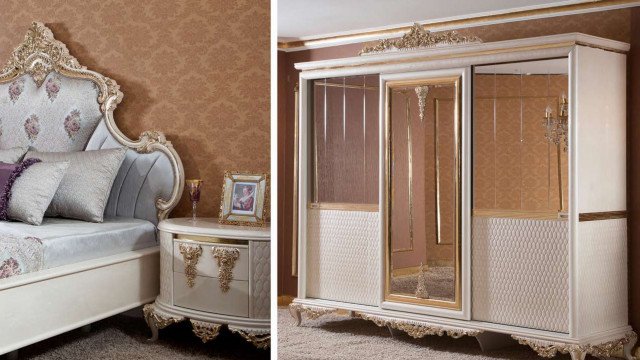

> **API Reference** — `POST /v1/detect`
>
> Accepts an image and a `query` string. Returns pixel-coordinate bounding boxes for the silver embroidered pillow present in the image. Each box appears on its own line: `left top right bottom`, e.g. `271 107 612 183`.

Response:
8 161 69 225
25 148 127 222
0 146 28 163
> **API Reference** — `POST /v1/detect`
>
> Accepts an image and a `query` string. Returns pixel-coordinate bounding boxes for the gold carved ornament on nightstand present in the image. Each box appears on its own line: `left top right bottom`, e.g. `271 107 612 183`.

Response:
212 247 240 292
178 243 202 288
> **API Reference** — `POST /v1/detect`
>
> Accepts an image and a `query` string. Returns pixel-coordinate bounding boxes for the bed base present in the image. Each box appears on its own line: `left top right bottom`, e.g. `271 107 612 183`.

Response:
0 246 160 355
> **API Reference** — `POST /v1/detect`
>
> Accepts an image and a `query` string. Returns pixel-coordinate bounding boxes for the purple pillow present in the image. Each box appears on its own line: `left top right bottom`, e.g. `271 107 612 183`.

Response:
0 159 40 220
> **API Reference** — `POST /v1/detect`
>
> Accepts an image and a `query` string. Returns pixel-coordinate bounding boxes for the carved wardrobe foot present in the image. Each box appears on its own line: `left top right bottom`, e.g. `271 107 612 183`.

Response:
229 327 271 349
142 303 184 341
288 303 337 326
569 349 586 360
190 320 222 343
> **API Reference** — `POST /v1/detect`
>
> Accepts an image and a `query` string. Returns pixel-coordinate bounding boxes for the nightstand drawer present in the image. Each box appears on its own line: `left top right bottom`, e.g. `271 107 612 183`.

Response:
173 272 249 317
173 241 249 281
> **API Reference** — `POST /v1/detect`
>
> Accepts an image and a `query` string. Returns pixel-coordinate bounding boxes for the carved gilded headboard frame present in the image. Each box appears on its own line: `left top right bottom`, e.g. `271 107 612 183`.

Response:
0 22 185 221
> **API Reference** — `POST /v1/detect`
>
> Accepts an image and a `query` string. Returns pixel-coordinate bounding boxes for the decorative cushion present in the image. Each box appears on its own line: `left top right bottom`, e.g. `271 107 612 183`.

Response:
25 148 127 222
0 146 28 163
0 159 41 220
0 73 103 152
7 161 70 225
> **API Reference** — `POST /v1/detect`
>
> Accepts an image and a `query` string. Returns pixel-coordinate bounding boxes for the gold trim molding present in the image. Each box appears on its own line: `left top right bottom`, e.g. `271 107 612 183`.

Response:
512 332 637 359
278 0 638 51
360 24 482 55
0 22 184 222
308 202 379 212
579 211 627 222
212 247 240 292
354 312 482 339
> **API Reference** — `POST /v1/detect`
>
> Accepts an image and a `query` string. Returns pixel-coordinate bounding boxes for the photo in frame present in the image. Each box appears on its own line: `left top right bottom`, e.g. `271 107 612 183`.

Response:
219 171 269 226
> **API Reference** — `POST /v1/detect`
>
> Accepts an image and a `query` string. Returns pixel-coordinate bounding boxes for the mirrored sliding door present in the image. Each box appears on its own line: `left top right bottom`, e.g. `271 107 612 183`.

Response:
384 73 462 311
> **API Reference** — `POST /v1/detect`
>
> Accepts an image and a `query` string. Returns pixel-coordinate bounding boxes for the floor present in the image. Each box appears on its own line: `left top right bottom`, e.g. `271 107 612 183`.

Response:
277 308 579 360
9 307 269 360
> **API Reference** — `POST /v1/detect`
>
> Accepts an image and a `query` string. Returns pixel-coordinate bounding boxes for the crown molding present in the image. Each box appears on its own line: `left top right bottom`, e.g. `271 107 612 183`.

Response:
278 0 640 52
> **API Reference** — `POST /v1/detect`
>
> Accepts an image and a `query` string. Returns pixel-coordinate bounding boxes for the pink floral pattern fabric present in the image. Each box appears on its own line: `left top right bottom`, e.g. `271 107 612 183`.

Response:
0 257 20 279
64 110 81 139
8 79 24 103
45 76 61 102
0 235 43 279
24 114 40 141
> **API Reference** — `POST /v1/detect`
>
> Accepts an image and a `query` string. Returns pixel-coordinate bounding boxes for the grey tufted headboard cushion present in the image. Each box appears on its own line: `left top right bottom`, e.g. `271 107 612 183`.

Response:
85 121 174 226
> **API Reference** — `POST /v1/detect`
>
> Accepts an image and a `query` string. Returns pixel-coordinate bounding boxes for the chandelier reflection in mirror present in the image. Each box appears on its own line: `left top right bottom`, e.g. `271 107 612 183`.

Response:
542 72 569 211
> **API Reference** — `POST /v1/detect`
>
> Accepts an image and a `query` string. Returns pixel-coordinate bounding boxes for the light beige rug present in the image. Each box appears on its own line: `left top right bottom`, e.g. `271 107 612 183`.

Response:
278 308 578 360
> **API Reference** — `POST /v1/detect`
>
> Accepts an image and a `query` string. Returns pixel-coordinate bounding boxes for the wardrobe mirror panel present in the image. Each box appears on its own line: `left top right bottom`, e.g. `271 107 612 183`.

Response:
472 59 569 218
386 76 461 308
310 75 380 207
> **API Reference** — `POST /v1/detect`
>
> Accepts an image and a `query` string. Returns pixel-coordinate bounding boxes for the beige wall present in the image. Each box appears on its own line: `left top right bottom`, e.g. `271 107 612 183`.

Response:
0 0 270 218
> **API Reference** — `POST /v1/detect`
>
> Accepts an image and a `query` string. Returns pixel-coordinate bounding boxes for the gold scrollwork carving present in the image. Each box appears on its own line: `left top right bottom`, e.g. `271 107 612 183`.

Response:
212 247 240 292
512 332 637 359
360 23 482 55
178 243 202 287
136 130 170 154
190 320 222 343
354 312 482 339
142 303 184 341
229 328 271 349
288 303 339 326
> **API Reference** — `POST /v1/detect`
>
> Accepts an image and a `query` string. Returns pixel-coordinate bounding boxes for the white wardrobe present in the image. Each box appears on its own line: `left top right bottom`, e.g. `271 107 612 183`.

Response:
290 28 635 360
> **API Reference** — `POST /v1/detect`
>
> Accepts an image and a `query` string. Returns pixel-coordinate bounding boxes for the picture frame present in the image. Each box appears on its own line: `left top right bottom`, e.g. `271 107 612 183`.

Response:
219 170 269 226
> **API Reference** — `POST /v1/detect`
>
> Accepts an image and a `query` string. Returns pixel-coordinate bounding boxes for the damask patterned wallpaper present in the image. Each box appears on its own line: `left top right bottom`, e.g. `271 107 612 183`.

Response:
0 0 270 218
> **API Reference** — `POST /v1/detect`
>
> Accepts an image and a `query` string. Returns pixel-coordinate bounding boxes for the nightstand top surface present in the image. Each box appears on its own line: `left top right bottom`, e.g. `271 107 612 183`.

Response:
158 218 270 241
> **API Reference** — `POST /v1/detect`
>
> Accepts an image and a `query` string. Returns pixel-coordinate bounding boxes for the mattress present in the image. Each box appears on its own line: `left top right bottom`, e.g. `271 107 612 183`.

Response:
0 216 157 269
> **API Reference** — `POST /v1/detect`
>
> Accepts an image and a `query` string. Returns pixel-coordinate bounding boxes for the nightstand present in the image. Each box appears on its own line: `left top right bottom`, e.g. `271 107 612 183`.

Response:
143 218 270 349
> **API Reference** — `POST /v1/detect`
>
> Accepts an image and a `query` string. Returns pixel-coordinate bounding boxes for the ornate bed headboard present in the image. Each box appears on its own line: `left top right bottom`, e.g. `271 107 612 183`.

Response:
0 22 184 224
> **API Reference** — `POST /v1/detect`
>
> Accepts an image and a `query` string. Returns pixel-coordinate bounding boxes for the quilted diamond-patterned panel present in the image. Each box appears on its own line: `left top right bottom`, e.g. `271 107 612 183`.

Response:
250 241 270 319
306 209 380 306
472 217 569 333
576 219 627 337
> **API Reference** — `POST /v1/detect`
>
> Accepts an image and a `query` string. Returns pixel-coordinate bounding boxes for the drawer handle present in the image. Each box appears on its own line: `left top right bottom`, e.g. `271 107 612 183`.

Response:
212 247 240 293
179 243 202 288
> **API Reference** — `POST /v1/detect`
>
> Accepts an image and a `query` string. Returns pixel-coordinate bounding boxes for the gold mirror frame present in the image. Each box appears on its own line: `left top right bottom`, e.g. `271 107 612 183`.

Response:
384 75 462 310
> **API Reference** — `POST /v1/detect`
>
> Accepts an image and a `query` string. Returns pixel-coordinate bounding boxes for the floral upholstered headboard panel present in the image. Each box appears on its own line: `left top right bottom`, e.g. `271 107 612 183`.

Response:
0 73 103 151
0 22 184 222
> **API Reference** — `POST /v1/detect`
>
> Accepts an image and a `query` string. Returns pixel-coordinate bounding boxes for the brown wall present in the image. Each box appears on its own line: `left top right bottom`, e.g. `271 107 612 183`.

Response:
0 0 270 218
278 9 637 320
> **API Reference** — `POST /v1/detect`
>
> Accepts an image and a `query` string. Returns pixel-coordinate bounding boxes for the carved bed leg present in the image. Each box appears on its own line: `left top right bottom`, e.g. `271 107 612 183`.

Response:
142 303 184 341
569 349 586 360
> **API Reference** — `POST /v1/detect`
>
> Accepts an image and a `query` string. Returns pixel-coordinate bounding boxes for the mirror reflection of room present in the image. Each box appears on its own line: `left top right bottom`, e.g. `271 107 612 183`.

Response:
473 59 569 219
311 75 380 207
387 77 460 306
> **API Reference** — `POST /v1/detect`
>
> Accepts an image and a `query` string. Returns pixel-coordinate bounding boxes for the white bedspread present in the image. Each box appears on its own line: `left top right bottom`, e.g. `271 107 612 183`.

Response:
0 216 156 270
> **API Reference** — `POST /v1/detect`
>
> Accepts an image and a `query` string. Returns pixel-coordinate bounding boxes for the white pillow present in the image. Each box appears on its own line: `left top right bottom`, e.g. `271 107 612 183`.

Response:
8 161 69 225
25 148 127 222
